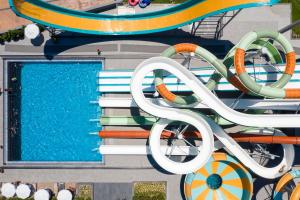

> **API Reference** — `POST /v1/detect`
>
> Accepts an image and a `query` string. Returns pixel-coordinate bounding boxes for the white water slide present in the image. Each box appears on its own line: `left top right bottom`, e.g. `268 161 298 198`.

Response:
130 57 297 179
97 97 300 111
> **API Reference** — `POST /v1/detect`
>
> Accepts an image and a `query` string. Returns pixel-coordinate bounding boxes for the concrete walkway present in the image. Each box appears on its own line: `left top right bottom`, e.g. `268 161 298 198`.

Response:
0 0 116 33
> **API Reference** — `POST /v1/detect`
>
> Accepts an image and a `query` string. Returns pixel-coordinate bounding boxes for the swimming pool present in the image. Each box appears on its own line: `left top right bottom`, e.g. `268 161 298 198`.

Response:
8 60 102 162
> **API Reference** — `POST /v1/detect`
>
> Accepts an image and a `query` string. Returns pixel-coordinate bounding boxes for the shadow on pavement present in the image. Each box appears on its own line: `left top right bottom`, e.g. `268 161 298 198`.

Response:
43 29 234 60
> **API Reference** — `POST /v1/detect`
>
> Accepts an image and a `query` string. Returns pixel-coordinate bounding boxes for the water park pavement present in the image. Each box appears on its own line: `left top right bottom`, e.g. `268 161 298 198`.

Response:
0 0 116 33
0 4 300 200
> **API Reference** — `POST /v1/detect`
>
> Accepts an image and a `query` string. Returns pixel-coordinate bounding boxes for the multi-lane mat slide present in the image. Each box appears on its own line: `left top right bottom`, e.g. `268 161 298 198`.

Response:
9 0 278 35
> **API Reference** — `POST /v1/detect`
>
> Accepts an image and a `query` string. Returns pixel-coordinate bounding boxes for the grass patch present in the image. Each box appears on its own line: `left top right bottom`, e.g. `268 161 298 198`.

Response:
279 0 300 37
133 182 166 200
291 0 300 37
76 184 93 200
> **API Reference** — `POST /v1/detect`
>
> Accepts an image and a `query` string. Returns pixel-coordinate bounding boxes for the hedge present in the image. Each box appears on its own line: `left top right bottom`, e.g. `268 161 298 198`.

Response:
0 25 45 45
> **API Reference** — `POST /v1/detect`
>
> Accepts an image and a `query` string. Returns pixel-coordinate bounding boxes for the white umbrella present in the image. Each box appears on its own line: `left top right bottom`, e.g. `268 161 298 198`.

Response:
34 189 50 200
57 189 73 200
16 184 32 199
1 183 16 198
24 24 40 39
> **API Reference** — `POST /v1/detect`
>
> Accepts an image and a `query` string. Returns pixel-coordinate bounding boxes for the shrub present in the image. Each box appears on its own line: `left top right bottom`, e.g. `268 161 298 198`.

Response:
2 31 11 42
9 30 18 41
0 35 4 44
38 24 45 32
16 28 25 40
0 24 40 45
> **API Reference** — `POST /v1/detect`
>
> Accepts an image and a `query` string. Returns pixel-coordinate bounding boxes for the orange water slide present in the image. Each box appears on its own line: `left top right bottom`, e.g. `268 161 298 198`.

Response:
99 130 300 144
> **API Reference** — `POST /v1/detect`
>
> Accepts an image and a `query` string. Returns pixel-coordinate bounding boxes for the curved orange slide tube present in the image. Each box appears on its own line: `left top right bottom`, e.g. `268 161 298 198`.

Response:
291 184 300 200
99 130 300 144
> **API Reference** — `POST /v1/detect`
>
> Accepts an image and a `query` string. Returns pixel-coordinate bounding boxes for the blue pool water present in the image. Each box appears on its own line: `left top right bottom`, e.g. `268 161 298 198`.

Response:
20 61 102 162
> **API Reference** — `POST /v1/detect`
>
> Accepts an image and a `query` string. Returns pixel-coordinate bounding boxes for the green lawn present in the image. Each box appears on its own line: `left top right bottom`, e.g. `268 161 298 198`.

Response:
279 0 300 37
133 182 166 200
291 0 300 37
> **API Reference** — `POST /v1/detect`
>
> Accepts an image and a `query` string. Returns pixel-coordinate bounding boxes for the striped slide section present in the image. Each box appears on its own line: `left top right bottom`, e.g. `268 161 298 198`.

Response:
98 115 231 126
97 97 300 111
273 170 300 200
154 42 283 105
234 31 299 98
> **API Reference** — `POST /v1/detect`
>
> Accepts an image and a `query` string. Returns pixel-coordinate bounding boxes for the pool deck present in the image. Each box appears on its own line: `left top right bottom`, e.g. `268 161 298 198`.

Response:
0 0 118 33
1 4 300 200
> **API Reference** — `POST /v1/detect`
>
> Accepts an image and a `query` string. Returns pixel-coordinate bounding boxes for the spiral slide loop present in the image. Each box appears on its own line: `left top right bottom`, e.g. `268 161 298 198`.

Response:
205 118 294 179
154 43 200 105
130 30 298 178
273 170 300 200
132 56 300 128
131 56 296 177
150 113 294 178
154 38 284 105
184 153 253 200
154 43 247 105
234 31 298 98
149 118 214 174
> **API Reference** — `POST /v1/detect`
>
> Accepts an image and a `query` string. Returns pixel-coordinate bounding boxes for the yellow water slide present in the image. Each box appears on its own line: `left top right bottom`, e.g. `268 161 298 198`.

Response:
9 0 279 35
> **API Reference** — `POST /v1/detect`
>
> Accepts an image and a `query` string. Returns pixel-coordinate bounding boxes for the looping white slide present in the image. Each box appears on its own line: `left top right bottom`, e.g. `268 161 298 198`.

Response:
150 118 214 175
202 115 294 179
130 56 295 178
131 57 300 128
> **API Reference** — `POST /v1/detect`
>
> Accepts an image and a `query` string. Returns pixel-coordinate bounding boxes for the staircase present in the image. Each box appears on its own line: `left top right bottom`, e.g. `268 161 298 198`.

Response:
190 10 241 39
